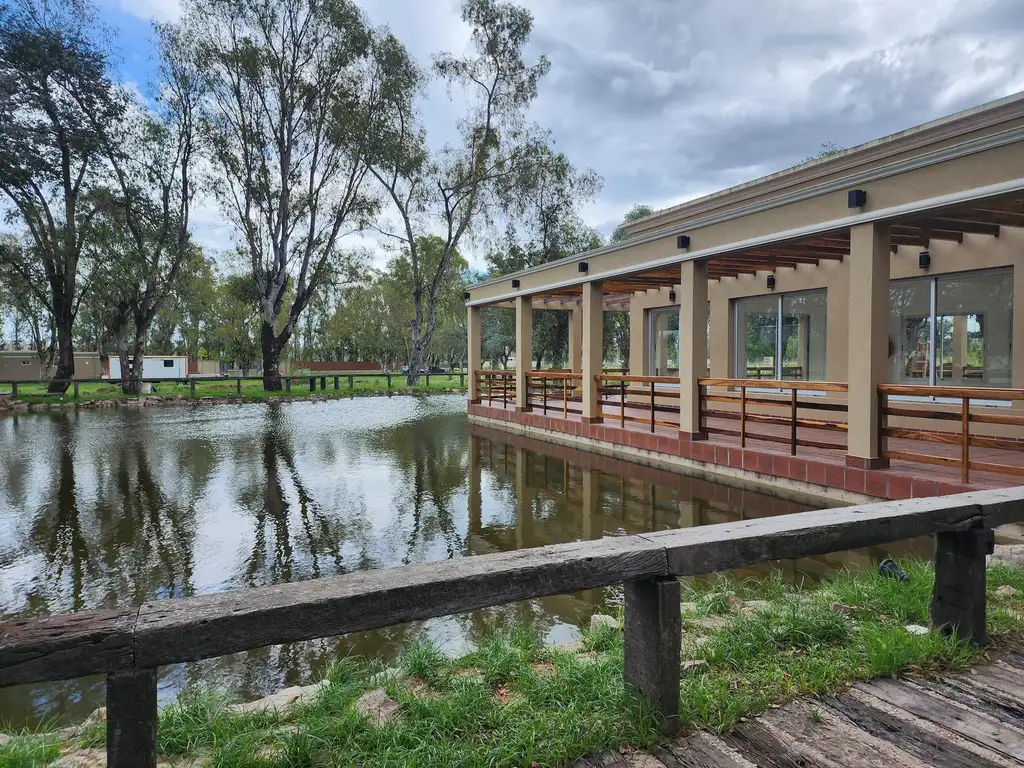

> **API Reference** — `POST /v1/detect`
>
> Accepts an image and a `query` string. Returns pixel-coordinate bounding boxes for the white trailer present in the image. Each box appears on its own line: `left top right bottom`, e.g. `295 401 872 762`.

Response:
108 356 189 380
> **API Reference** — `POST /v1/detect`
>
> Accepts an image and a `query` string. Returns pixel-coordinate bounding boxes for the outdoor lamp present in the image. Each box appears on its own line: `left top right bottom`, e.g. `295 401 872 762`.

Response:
578 262 589 273
511 279 521 288
766 274 776 290
669 289 676 303
677 235 691 249
919 251 931 270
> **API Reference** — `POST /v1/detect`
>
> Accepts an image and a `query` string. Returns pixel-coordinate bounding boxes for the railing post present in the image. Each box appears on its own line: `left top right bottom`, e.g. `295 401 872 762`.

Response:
876 389 886 458
460 372 465 388
624 577 681 735
309 376 316 392
190 379 196 397
386 373 392 389
503 374 508 408
620 380 626 427
563 377 568 419
348 375 354 390
650 380 655 433
931 527 994 646
74 380 80 400
285 377 292 393
739 385 746 448
11 382 16 399
334 376 339 390
236 378 242 395
790 388 798 456
961 396 970 484
107 668 158 768
542 376 548 414
426 374 430 387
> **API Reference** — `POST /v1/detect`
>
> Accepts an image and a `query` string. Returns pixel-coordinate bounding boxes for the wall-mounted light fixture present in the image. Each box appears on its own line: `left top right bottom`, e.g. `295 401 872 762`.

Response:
848 189 867 208
668 289 676 303
578 262 589 273
511 279 521 288
766 274 776 290
676 235 691 249
463 291 470 300
919 250 931 270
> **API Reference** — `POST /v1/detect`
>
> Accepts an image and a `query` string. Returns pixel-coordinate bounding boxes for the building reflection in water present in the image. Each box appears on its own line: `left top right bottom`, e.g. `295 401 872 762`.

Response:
0 398 929 729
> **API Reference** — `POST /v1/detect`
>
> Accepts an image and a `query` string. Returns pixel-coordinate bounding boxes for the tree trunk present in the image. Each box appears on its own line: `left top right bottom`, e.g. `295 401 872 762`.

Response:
49 309 75 394
261 321 283 391
120 336 144 396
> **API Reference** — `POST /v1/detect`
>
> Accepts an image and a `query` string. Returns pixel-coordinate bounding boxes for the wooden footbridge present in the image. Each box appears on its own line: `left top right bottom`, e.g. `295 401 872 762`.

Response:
2 488 1024 767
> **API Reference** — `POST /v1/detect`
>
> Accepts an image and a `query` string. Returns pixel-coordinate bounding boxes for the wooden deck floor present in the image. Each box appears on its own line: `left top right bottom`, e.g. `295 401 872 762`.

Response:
574 648 1024 767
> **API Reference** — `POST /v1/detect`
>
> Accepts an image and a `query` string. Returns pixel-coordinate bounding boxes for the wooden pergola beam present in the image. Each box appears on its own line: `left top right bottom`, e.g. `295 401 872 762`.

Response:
891 225 964 244
907 217 1000 237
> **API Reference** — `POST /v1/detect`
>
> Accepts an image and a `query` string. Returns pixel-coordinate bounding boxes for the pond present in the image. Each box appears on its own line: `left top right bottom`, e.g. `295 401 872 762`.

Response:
0 395 929 729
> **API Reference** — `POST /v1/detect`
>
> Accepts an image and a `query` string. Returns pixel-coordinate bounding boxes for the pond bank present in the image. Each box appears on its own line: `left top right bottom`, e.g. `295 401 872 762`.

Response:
5 559 1023 768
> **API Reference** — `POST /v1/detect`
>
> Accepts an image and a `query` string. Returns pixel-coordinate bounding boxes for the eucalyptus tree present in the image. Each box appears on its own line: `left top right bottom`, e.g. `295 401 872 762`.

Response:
0 0 124 392
170 0 410 390
363 0 561 384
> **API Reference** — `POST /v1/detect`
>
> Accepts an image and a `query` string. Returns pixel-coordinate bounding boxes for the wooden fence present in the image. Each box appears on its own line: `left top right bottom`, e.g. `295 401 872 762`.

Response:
0 372 467 400
3 487 1022 767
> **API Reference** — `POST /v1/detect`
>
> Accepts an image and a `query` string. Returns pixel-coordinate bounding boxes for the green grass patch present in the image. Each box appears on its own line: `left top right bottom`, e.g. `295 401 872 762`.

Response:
5 560 1024 767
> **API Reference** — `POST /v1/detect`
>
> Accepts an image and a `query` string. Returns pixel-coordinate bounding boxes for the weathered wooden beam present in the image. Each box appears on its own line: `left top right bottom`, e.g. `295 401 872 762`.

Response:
931 527 994 646
640 488 1024 576
133 537 667 669
624 577 681 735
107 669 158 768
891 225 964 243
0 608 136 687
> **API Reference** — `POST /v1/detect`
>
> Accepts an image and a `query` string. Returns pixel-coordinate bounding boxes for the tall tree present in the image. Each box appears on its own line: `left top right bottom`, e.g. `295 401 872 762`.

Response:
610 203 655 243
171 0 406 390
364 0 556 384
0 0 125 392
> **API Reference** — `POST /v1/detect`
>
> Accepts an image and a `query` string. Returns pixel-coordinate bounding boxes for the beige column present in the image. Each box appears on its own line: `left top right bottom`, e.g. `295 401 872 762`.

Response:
582 281 604 421
467 305 482 401
514 295 532 410
847 222 890 468
679 260 708 438
568 307 583 372
629 296 645 376
709 292 730 378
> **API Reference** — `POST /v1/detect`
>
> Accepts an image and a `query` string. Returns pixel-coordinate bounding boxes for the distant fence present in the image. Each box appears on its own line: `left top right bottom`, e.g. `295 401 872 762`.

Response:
2 487 1021 766
0 372 467 400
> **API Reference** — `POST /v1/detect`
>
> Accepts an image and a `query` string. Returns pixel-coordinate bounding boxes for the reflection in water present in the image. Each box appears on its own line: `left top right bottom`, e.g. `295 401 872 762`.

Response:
0 397 928 729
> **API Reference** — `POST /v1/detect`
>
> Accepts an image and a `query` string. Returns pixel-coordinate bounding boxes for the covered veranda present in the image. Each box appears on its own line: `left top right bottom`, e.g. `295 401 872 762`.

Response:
466 93 1024 501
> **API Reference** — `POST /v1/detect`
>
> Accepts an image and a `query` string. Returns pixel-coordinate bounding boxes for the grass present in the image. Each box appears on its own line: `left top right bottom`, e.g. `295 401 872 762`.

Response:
6 373 468 406
4 559 1024 767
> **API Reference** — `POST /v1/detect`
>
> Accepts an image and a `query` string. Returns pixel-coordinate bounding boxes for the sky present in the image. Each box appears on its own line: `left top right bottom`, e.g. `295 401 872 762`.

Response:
98 0 1024 270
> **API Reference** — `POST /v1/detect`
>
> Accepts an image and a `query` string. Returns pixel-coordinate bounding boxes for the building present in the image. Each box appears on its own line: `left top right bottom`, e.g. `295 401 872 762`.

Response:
108 355 189 380
465 92 1024 502
0 351 103 382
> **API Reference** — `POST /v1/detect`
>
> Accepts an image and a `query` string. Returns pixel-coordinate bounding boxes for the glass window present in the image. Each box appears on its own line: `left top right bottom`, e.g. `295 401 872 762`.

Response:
737 295 777 379
649 309 678 376
735 290 826 380
936 270 1012 388
888 269 1012 389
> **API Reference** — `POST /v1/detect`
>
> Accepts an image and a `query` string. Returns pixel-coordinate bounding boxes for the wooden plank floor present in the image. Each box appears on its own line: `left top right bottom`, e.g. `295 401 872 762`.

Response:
574 649 1024 767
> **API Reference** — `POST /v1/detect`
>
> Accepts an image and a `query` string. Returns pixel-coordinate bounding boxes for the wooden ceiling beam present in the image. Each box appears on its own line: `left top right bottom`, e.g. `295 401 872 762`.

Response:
891 225 964 244
967 199 1024 216
943 209 1024 228
906 217 1000 237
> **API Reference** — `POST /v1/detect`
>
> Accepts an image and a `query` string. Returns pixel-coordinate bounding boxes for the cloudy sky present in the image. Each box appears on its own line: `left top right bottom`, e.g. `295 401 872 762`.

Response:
100 0 1024 268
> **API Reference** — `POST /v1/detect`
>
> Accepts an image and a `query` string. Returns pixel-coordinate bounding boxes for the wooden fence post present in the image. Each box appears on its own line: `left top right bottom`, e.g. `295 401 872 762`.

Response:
236 378 242 395
320 376 326 391
348 375 354 389
11 382 16 399
334 376 339 390
74 381 80 400
624 576 681 734
931 527 994 646
459 372 465 388
309 376 316 392
106 669 158 768
386 374 392 389
190 379 196 397
285 378 291 393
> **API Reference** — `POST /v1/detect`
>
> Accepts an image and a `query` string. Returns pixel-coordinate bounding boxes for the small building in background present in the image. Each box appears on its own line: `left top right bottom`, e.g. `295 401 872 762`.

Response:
108 355 188 380
0 352 41 381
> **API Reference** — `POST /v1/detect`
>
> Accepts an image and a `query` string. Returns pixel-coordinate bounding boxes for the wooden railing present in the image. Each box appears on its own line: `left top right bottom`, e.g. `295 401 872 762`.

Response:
475 370 516 407
0 372 467 400
596 373 681 432
698 379 849 456
879 385 1024 483
3 488 1022 765
525 371 583 418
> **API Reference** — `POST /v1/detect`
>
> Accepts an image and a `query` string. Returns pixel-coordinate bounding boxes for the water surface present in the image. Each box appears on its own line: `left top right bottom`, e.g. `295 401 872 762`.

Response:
0 396 927 728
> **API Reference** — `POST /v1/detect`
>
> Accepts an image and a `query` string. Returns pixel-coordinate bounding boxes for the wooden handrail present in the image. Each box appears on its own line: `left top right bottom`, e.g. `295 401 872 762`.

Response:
596 374 680 385
878 384 1024 400
2 487 1022 763
699 378 848 393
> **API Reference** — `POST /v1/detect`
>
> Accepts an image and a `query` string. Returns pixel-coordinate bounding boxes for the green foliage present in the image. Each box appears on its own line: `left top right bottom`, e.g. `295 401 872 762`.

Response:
610 204 656 243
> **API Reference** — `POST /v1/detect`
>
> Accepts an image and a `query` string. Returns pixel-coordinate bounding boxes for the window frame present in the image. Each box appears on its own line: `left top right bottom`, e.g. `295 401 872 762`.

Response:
732 288 827 386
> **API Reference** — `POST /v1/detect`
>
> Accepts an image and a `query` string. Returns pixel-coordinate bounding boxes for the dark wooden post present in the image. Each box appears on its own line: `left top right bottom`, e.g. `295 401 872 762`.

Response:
348 375 354 389
236 378 242 395
190 379 196 397
426 374 430 387
106 669 158 768
11 382 17 399
624 576 681 734
739 385 746 448
650 381 656 433
931 527 994 646
460 372 465 388
309 376 316 392
961 396 970 484
334 376 339 390
74 381 80 400
790 388 798 456
386 373 392 389
285 377 291 393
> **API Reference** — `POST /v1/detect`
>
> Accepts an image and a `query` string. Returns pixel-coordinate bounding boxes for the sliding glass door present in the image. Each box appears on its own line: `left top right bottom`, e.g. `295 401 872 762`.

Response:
735 290 827 380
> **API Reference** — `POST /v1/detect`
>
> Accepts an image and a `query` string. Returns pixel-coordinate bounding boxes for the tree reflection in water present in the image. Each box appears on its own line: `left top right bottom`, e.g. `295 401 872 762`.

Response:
0 397 929 730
